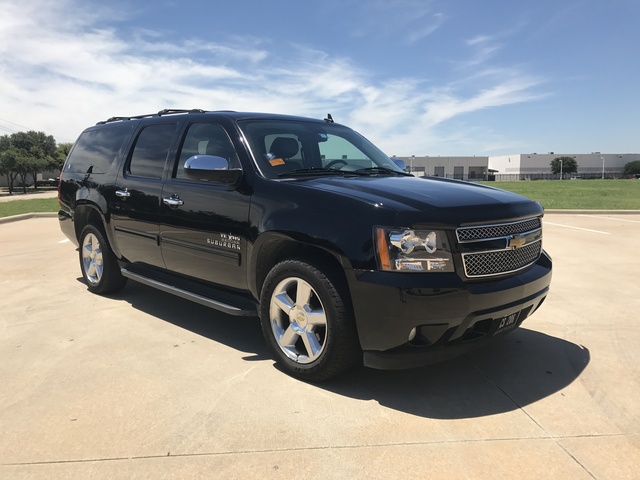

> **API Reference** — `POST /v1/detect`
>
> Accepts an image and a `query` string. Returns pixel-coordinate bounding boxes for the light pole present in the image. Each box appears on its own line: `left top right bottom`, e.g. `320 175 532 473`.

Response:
559 158 563 180
600 156 605 180
411 155 414 173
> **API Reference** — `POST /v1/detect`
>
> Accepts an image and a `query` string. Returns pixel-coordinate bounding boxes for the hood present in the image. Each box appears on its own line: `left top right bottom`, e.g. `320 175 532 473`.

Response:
296 175 543 225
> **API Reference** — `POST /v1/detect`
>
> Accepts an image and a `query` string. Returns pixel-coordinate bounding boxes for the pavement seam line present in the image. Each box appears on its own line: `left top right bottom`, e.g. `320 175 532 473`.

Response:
3 433 636 467
467 356 598 479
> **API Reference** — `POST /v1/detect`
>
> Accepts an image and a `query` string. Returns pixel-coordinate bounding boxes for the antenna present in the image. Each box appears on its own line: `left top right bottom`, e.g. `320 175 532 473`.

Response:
324 114 334 123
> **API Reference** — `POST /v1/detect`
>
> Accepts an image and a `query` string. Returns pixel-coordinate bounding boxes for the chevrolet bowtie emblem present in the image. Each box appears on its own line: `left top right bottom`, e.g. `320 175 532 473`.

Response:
507 234 526 249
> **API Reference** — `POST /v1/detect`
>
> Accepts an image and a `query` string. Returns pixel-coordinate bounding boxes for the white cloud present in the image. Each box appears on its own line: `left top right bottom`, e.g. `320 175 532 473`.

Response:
346 0 445 43
405 13 447 43
0 0 545 153
456 34 503 69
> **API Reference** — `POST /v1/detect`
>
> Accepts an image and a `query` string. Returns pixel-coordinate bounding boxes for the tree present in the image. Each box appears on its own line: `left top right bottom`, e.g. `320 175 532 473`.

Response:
0 144 26 194
0 131 59 193
623 160 640 177
11 131 57 189
550 156 578 176
53 142 73 172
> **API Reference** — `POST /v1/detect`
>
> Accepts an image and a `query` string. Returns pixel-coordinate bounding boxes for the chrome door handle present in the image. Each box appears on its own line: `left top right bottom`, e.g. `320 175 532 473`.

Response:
115 189 130 198
163 196 184 207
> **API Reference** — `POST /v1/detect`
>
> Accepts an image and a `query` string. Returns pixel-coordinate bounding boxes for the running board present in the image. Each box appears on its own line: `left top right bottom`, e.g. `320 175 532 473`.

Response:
121 268 257 317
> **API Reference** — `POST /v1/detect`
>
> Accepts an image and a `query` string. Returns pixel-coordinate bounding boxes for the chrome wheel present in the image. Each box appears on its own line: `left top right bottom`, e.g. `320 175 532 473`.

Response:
78 225 127 295
81 232 103 286
269 276 328 364
260 260 360 381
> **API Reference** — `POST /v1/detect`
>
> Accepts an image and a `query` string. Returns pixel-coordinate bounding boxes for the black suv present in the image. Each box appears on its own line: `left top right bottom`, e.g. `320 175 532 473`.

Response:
58 109 552 381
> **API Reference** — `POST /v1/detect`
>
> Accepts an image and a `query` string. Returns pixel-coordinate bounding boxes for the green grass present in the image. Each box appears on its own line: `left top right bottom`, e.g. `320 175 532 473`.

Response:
0 180 638 217
478 179 640 210
0 198 59 218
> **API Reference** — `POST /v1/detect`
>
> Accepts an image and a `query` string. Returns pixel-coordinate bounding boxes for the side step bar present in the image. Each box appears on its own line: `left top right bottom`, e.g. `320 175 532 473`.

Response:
121 268 257 317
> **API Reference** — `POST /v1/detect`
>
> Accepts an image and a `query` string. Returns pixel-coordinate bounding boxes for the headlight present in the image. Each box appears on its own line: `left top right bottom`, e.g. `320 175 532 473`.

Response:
375 227 454 272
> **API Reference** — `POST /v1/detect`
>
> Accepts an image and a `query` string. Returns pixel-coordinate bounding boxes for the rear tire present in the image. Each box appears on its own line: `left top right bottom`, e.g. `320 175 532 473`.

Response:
259 260 361 381
79 224 127 295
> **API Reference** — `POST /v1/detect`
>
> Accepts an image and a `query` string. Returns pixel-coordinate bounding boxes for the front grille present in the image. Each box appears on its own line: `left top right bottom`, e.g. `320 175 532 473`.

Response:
462 240 542 277
457 218 541 242
456 217 543 278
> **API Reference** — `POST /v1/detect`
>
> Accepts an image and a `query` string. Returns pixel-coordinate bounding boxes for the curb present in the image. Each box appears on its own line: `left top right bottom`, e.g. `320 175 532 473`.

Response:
545 210 640 215
0 212 58 224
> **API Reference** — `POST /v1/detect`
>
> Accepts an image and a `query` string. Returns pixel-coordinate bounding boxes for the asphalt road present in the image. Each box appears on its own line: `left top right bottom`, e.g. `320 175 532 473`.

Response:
1 214 639 479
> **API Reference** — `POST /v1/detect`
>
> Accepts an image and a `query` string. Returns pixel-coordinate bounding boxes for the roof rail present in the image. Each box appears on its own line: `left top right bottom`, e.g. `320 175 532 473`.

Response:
96 109 207 125
157 109 207 116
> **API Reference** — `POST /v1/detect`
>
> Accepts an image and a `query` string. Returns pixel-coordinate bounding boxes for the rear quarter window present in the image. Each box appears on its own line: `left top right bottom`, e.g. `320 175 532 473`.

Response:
127 123 177 179
65 124 133 174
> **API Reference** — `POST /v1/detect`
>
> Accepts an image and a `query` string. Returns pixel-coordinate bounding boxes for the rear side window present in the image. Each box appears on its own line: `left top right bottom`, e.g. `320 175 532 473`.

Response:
127 123 177 179
65 125 132 174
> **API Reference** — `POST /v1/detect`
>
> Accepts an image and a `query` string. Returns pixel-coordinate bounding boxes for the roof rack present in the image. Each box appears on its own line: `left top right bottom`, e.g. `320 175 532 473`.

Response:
96 109 207 125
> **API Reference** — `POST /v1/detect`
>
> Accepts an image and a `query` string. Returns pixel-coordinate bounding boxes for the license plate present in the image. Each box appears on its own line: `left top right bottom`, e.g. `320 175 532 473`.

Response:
491 311 521 336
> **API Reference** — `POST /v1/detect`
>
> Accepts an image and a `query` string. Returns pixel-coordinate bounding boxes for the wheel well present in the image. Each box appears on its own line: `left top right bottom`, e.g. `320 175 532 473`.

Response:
255 238 350 302
74 204 105 242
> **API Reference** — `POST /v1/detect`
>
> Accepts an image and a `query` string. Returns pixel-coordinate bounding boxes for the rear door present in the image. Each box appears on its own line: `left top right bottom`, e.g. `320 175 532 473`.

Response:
111 121 178 268
159 121 251 290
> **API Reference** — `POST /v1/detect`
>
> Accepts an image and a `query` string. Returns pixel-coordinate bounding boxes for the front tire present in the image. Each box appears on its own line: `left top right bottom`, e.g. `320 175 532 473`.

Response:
79 224 127 295
259 260 360 381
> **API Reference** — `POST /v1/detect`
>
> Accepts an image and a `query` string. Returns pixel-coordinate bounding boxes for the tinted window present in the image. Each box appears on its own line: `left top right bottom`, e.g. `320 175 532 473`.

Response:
66 125 133 174
128 124 177 179
174 123 240 181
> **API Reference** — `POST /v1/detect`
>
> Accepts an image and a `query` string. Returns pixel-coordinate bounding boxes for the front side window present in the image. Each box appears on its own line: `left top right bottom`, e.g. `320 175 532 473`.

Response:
174 123 240 181
127 123 177 179
239 120 403 179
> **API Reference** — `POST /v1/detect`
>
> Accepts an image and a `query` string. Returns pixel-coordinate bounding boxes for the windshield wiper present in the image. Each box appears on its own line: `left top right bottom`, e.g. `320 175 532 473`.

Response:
354 167 413 176
277 167 353 178
277 166 413 179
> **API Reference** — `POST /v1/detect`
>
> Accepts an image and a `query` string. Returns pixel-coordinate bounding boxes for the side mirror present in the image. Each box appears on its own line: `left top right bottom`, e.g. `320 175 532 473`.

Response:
392 158 406 170
183 155 242 184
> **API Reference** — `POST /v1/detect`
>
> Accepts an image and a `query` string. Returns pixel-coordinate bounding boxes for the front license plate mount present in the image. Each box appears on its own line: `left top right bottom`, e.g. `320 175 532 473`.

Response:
490 310 521 336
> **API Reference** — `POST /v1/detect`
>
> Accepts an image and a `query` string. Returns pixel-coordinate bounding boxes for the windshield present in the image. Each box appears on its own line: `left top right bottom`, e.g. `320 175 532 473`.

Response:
238 119 406 179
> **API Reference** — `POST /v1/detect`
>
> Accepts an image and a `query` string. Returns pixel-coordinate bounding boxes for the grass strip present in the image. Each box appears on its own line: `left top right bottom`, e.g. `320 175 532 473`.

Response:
479 180 640 210
1 180 638 218
0 198 59 218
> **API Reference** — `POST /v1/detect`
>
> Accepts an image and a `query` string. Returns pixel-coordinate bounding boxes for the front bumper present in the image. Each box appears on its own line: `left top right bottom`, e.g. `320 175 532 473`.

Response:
347 251 552 370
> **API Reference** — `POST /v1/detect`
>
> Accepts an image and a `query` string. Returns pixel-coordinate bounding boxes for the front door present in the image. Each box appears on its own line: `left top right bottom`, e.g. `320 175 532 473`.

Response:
159 121 251 290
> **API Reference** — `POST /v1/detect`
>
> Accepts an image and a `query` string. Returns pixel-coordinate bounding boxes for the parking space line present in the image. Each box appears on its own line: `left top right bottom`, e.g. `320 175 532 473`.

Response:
544 222 611 235
576 215 640 224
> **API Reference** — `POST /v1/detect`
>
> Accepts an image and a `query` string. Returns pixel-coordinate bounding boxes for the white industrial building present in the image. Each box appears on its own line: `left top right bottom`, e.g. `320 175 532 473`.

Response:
395 153 638 180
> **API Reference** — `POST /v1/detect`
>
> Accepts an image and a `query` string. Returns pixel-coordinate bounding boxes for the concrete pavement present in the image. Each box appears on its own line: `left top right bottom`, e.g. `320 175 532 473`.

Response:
1 215 639 479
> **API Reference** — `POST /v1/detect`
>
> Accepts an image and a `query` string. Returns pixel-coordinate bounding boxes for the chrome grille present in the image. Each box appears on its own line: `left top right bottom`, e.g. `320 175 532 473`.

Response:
462 240 542 277
457 218 541 242
456 217 543 278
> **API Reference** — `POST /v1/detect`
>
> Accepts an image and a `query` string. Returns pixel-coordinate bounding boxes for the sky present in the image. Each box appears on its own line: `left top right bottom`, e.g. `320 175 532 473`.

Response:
1 0 639 156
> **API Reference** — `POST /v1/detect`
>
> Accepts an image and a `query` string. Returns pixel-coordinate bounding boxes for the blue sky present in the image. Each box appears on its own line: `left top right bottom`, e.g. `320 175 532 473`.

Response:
1 0 638 155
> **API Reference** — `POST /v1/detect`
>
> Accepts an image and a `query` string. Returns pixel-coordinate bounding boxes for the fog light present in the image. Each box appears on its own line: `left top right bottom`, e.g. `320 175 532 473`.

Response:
408 327 417 342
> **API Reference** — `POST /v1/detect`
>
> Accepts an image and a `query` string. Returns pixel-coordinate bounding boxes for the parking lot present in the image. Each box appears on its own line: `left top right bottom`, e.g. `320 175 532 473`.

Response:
1 213 639 479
